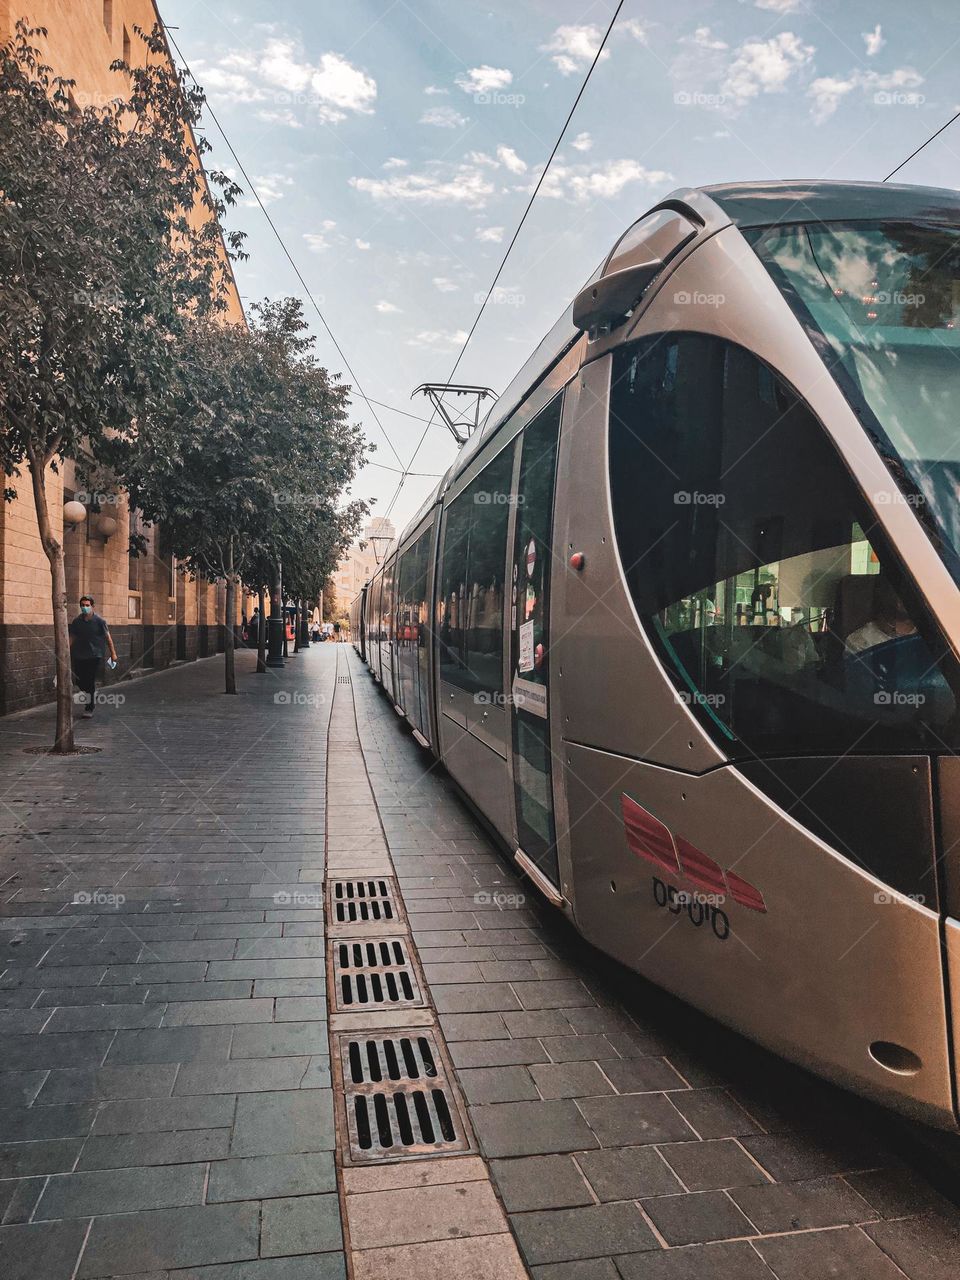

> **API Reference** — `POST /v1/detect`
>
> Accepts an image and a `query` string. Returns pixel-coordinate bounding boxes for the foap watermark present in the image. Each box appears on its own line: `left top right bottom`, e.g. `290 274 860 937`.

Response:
73 889 125 906
273 890 322 907
271 492 326 508
474 289 525 307
674 490 725 506
874 890 926 905
874 490 926 508
274 691 323 707
74 490 120 506
474 691 520 707
673 90 727 109
474 889 526 907
674 690 726 709
869 290 925 307
674 289 726 308
74 690 125 707
474 90 526 107
874 90 925 107
874 690 926 707
473 491 523 506
673 889 726 908
73 287 123 309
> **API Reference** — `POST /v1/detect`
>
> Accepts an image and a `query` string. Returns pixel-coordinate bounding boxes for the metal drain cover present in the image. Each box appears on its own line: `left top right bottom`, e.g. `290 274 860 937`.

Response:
336 1029 473 1162
329 878 398 924
333 937 425 1011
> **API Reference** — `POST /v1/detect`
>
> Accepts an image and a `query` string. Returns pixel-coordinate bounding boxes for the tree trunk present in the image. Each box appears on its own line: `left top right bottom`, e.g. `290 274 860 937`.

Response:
256 586 267 673
224 536 237 695
27 451 74 752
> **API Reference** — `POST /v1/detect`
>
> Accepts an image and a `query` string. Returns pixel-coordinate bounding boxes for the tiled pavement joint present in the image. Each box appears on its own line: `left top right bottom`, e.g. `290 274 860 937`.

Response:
324 647 528 1280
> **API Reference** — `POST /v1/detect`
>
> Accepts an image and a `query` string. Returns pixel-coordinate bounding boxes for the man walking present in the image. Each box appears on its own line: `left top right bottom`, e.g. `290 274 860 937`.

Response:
68 595 118 718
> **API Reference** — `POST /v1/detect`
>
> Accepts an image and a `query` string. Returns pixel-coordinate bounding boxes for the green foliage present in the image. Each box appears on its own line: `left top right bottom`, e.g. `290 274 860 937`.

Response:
122 296 368 589
0 21 244 485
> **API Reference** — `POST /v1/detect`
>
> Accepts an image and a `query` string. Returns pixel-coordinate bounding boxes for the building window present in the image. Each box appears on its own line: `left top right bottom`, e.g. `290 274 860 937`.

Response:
103 0 113 37
128 595 142 619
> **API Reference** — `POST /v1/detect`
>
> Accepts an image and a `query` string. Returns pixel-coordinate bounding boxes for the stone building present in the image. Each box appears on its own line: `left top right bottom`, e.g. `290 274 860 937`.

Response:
333 517 396 613
0 0 248 714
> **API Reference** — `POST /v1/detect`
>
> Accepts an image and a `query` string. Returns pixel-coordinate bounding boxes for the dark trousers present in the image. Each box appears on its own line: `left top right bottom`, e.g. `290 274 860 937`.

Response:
73 657 100 707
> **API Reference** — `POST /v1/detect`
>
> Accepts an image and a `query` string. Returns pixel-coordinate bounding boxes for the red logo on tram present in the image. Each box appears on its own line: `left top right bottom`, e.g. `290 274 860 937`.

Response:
620 793 767 913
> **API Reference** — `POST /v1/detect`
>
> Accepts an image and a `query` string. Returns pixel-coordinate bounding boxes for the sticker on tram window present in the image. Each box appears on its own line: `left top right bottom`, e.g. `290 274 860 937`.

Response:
526 540 536 577
519 620 535 672
512 675 547 718
620 793 767 916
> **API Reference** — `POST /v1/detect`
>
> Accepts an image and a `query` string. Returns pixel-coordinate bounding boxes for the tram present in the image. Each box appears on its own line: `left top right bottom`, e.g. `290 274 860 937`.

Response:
350 180 960 1128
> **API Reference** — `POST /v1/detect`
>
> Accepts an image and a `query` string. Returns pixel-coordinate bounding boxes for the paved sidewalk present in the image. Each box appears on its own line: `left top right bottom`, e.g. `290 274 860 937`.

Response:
0 648 343 1280
3 644 960 1280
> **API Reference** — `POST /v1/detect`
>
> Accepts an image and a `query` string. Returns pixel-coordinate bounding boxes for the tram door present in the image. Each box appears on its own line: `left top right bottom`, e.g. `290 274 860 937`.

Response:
509 395 563 890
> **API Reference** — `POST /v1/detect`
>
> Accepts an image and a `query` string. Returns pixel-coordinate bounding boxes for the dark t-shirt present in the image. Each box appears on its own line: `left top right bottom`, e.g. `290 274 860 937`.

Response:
69 613 109 660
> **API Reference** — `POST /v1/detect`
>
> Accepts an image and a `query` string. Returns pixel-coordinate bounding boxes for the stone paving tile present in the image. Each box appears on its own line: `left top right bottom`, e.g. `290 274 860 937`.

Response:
512 1202 658 1264
0 651 346 1280
489 1156 594 1211
754 1225 908 1278
346 1180 507 1249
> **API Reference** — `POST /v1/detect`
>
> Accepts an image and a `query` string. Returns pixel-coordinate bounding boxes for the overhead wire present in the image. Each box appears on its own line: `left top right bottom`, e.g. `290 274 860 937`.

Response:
378 0 628 525
883 107 960 181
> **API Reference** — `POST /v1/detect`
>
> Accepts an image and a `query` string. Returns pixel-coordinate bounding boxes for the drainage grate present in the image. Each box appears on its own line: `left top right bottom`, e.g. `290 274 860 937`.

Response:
337 676 352 684
329 878 396 924
333 937 424 1009
337 1030 472 1161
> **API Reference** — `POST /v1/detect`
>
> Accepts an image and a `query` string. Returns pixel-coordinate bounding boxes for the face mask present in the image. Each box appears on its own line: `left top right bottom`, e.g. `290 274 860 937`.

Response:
80 604 92 615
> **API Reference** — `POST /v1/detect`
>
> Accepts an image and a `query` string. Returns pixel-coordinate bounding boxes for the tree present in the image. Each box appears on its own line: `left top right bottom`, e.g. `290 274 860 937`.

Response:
0 23 243 750
122 298 367 693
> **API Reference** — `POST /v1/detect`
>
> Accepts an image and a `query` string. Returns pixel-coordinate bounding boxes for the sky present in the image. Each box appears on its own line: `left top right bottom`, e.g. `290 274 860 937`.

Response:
160 0 960 534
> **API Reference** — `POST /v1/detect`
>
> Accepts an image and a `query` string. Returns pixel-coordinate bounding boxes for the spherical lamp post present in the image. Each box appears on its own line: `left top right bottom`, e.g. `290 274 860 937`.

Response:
63 500 88 530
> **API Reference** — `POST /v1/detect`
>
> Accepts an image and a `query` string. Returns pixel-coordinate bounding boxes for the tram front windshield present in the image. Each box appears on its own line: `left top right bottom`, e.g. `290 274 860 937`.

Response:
749 220 960 582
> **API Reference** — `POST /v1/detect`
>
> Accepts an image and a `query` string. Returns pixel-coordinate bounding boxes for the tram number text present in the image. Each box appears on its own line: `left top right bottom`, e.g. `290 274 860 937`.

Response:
652 877 730 941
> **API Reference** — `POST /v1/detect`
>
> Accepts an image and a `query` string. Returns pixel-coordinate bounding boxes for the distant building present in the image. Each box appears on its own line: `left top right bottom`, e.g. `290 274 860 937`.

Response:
333 518 395 612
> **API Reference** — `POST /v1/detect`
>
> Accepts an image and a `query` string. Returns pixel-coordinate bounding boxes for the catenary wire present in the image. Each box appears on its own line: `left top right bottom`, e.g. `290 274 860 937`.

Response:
379 0 629 525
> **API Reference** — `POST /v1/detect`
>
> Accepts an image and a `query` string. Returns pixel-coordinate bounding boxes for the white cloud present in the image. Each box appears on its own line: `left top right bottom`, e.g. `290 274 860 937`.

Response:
424 85 449 95
351 162 496 208
571 131 593 152
303 219 337 252
407 329 469 348
621 19 648 43
249 173 293 205
420 104 468 129
256 107 302 128
808 66 924 123
542 24 610 76
455 65 513 95
496 145 527 174
382 157 408 170
475 226 505 243
375 300 401 313
721 32 815 107
466 150 499 167
863 24 885 57
355 238 371 250
688 26 728 51
754 0 803 11
535 159 671 203
433 277 459 292
199 38 376 124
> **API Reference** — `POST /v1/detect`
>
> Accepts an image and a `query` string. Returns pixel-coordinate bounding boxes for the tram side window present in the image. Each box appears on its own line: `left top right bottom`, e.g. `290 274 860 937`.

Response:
609 333 957 755
438 445 513 696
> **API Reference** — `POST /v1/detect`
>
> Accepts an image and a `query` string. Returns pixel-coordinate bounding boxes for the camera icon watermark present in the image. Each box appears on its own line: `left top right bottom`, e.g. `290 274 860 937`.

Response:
474 889 526 907
673 289 726 307
273 691 323 707
874 890 926 905
874 91 925 107
674 490 725 506
73 889 126 906
874 690 926 707
273 890 323 907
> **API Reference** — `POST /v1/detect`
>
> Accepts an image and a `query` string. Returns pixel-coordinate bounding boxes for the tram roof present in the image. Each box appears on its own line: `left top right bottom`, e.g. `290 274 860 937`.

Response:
699 178 960 229
374 177 960 571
